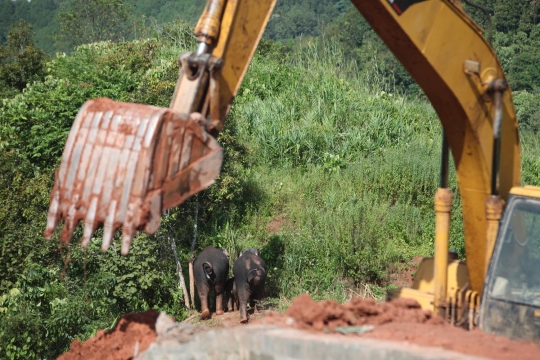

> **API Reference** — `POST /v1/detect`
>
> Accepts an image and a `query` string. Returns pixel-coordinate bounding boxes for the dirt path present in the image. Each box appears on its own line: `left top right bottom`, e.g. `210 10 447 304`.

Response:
183 308 267 328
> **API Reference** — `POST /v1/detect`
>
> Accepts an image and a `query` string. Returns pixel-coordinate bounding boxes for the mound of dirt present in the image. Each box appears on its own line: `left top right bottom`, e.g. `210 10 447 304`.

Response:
258 294 443 332
58 309 160 360
254 294 540 360
57 295 540 360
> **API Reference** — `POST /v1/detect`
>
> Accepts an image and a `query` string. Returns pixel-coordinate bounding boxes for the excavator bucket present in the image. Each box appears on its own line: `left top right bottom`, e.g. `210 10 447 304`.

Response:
44 98 223 254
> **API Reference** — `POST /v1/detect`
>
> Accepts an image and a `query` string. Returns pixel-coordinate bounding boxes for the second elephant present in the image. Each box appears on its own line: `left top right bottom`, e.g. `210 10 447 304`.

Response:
233 248 267 323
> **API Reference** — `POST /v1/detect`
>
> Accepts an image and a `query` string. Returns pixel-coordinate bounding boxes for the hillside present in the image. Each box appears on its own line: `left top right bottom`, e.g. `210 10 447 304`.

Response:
0 0 346 53
1 1 540 359
0 0 207 52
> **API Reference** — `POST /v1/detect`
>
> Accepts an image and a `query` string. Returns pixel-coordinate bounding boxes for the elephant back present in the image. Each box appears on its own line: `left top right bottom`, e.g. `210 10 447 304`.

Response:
194 246 230 283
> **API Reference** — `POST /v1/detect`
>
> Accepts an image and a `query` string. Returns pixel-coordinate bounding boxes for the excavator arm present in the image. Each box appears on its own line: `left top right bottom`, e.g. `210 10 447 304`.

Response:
44 0 276 254
46 0 521 300
350 0 521 294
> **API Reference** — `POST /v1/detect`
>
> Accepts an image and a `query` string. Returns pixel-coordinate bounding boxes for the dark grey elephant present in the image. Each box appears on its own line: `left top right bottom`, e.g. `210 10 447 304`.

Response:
193 246 229 320
233 248 267 323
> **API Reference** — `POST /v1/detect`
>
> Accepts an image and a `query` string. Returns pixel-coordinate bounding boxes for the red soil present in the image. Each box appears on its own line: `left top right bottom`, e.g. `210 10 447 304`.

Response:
57 295 540 360
57 310 159 360
255 294 540 360
257 294 443 331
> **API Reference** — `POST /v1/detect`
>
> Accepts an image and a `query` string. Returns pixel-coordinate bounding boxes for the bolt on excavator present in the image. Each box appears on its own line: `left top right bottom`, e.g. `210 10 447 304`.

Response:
44 0 540 343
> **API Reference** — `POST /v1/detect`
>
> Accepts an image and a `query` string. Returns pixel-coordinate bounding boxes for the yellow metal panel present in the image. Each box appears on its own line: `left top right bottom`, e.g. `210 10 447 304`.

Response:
388 258 468 312
412 258 469 294
211 0 277 123
509 186 540 199
434 188 453 315
350 0 521 293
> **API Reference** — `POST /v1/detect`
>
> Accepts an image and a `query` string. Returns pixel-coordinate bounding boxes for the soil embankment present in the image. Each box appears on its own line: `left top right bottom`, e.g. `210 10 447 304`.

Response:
58 310 159 360
256 294 540 360
58 295 540 360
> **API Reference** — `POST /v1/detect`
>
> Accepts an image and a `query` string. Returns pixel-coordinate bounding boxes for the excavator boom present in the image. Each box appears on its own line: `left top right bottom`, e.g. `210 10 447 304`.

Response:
350 0 521 293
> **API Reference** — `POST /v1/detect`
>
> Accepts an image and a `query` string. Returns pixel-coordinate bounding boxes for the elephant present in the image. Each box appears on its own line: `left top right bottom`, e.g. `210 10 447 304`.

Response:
193 246 229 320
233 248 267 323
224 277 237 312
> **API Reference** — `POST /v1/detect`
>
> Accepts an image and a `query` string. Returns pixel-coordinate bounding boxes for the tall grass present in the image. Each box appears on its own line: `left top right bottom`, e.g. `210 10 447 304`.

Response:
204 38 467 302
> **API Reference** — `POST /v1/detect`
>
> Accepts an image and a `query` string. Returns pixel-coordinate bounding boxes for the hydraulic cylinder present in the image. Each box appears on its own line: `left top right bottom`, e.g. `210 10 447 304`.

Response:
434 187 454 317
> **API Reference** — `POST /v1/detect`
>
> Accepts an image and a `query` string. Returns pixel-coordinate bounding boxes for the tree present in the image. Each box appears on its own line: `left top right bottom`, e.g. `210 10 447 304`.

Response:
0 20 47 97
55 0 130 49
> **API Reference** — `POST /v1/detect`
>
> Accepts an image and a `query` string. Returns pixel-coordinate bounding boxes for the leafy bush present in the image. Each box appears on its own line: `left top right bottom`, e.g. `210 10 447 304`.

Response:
513 90 540 133
0 20 47 98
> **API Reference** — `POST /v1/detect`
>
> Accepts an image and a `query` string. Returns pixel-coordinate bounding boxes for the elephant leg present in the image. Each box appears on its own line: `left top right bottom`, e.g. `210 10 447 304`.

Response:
215 291 224 316
233 282 238 311
197 282 211 320
239 298 248 323
237 285 251 323
252 285 265 313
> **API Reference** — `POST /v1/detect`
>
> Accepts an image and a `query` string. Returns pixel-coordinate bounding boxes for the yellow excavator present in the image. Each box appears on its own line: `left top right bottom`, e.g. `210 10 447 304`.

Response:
43 0 540 343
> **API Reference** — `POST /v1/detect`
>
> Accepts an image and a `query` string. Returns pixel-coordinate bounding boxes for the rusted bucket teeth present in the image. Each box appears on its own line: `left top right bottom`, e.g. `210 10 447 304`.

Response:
44 98 223 255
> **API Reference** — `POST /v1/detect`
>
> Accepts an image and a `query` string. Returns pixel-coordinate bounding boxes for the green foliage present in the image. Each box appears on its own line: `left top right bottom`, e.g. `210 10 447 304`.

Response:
0 20 47 98
509 49 540 91
265 0 348 40
55 0 131 51
0 0 60 53
129 0 206 24
224 41 443 295
513 90 540 133
326 7 422 97
0 0 203 53
0 150 54 292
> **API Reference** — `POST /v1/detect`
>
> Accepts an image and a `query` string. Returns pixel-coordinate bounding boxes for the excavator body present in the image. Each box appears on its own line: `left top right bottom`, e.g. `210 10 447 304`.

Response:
44 0 540 343
480 186 540 342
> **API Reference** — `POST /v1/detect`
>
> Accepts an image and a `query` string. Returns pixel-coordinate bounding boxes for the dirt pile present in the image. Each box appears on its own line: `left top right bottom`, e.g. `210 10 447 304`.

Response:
57 295 540 360
57 309 160 360
259 294 443 332
255 294 540 360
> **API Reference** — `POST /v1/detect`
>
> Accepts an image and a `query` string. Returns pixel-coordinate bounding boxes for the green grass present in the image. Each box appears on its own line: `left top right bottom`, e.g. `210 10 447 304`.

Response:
213 37 540 306
198 38 468 305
